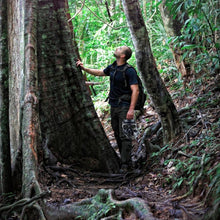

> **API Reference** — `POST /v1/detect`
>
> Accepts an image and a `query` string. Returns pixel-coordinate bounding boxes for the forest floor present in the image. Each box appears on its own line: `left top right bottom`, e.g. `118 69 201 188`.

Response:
38 74 219 220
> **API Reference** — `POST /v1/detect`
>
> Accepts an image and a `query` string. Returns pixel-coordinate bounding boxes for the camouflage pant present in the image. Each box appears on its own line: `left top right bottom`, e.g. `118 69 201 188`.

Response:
111 106 132 166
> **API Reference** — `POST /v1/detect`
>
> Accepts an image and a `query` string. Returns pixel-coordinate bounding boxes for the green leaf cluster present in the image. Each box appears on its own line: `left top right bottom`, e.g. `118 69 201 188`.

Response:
69 0 175 101
150 119 220 205
166 0 220 76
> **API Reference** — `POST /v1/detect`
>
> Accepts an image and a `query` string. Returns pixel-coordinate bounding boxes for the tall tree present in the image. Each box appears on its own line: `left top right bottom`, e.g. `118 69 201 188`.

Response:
0 0 120 198
122 0 181 143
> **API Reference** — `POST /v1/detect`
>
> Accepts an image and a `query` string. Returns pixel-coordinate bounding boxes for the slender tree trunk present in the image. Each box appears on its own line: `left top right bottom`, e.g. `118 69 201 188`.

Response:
122 0 181 143
159 0 192 87
7 0 26 191
64 0 81 59
0 0 12 193
21 0 40 197
111 0 116 11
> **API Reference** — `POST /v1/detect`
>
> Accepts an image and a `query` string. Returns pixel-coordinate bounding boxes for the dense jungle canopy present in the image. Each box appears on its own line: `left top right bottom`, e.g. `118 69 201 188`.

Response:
0 0 219 219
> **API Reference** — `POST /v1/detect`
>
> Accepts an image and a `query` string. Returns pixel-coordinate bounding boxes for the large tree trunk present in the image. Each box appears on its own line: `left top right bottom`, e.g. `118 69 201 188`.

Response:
1 0 120 197
159 0 192 87
37 0 119 172
122 0 181 143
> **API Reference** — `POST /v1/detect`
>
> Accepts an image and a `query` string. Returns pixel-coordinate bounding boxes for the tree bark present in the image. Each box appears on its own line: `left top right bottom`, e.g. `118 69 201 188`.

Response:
7 0 26 190
37 0 120 172
21 0 40 197
122 0 181 143
0 0 12 193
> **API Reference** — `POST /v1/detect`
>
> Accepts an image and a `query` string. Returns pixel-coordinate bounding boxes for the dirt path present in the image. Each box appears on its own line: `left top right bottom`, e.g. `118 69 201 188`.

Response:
39 80 219 219
39 159 206 219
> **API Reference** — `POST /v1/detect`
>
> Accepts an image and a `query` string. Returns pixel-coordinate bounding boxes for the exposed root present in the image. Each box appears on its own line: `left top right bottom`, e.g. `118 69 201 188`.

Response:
0 190 50 219
47 165 81 176
57 179 75 187
20 203 46 220
43 189 155 220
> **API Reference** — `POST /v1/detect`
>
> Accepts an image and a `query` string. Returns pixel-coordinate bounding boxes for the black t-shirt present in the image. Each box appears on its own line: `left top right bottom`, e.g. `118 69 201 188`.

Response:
104 62 138 107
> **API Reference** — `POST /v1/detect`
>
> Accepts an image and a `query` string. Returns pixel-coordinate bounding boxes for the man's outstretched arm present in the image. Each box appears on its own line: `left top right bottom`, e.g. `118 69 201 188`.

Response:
76 60 106 76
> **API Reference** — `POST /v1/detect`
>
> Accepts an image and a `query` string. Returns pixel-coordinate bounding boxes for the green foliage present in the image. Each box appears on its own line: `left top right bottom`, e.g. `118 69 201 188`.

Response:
150 118 219 200
87 196 116 220
69 0 133 100
69 0 177 101
69 0 220 102
151 144 170 157
165 0 220 76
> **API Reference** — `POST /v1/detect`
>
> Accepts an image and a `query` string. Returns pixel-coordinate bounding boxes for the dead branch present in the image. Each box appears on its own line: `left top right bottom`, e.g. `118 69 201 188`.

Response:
204 175 218 203
170 190 193 202
177 150 191 158
101 213 121 219
177 204 199 220
85 172 124 178
105 0 113 22
171 119 202 154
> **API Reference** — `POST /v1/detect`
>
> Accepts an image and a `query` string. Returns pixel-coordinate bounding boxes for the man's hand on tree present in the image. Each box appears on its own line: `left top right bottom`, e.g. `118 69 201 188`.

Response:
76 59 84 70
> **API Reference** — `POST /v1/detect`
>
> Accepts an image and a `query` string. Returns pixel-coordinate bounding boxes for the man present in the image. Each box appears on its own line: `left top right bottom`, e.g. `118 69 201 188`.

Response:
76 46 139 172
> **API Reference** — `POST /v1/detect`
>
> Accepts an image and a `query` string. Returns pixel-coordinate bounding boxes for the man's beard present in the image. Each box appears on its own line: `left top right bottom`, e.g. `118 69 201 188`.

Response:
113 53 119 58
